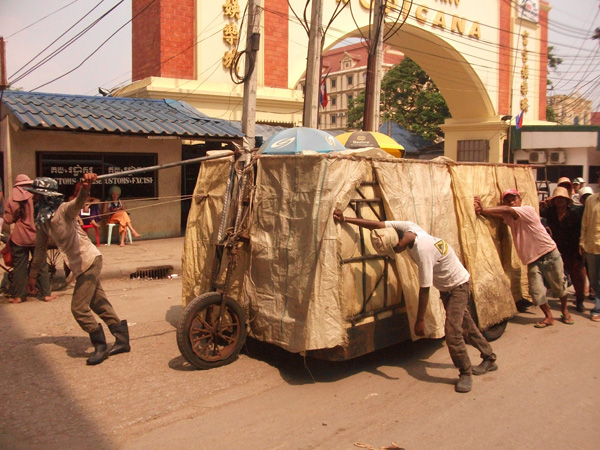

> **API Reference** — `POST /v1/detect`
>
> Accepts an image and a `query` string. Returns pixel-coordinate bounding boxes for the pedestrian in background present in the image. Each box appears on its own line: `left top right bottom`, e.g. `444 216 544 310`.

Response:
540 187 586 312
475 189 574 328
333 210 497 393
103 185 141 247
580 180 600 322
26 174 130 365
571 177 585 205
3 174 55 304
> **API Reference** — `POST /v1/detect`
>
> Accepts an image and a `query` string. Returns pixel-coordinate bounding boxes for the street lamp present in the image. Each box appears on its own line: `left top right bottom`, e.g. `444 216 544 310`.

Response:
501 115 513 163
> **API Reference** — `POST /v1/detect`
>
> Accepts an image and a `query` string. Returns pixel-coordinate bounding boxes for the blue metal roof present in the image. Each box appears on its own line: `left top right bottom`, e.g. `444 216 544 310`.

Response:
1 91 244 139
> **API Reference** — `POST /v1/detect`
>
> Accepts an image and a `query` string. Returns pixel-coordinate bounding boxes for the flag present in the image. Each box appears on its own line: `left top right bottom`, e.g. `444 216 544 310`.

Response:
515 110 524 130
319 77 328 109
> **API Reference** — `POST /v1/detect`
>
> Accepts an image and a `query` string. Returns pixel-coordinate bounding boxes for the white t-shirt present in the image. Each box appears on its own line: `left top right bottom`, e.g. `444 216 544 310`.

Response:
385 221 470 291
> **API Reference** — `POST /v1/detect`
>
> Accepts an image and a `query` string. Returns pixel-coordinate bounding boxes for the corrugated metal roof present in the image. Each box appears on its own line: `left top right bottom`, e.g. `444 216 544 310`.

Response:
1 91 244 139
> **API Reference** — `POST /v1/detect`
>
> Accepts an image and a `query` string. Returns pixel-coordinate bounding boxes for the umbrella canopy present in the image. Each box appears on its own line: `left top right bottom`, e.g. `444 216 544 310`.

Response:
336 131 405 158
258 127 346 155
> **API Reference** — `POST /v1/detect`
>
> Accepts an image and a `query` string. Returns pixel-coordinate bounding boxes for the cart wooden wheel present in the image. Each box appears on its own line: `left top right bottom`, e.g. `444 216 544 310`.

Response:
177 292 247 370
481 320 508 342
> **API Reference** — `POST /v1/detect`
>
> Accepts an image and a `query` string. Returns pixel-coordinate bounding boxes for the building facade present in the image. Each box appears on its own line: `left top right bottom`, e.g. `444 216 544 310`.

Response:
296 43 404 130
548 93 593 125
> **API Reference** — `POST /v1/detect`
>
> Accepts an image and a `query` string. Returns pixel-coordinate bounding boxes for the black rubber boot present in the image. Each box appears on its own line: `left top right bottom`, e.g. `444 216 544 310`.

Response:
87 324 109 366
108 320 131 356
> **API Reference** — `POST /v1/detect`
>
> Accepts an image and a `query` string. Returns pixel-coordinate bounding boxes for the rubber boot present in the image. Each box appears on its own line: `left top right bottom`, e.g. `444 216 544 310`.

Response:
108 320 131 356
87 324 109 366
455 374 472 393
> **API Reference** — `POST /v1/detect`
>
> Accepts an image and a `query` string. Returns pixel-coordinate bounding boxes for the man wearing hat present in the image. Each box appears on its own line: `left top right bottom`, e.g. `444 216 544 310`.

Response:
475 189 574 328
540 187 586 312
571 177 585 205
26 173 130 365
333 210 497 394
3 174 55 304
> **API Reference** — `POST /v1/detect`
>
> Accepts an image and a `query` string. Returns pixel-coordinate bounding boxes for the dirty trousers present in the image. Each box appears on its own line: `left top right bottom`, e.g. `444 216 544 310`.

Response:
71 256 120 333
440 280 495 375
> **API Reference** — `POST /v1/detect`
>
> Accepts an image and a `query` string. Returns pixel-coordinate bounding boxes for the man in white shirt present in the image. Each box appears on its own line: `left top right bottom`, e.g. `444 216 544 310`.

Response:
333 210 496 393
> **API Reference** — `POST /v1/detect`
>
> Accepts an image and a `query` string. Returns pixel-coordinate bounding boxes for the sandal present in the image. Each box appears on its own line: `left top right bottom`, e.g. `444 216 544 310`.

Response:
560 314 575 325
534 320 553 328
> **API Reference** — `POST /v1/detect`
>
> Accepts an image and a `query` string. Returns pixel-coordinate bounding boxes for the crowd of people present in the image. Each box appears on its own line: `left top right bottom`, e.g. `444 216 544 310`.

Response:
1 170 598 380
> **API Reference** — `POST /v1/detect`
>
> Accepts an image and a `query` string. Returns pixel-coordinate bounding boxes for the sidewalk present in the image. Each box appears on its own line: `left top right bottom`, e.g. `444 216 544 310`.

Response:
97 236 184 280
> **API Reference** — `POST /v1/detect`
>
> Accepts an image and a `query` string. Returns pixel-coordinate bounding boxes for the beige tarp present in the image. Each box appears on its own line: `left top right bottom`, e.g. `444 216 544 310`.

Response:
182 149 536 353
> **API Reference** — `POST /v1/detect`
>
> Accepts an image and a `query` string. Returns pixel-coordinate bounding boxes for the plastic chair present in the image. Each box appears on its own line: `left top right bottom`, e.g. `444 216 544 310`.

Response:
106 223 133 246
82 224 100 246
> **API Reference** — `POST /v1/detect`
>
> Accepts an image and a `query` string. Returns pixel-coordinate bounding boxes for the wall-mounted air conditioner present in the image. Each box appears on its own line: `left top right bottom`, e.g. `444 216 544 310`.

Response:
548 150 566 164
528 151 547 164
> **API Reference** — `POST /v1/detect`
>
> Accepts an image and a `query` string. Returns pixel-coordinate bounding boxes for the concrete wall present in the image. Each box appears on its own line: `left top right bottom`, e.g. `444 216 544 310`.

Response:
4 124 183 241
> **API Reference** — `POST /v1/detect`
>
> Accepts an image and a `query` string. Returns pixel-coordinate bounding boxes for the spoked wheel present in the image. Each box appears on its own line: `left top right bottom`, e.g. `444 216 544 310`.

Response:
177 292 247 369
481 320 508 342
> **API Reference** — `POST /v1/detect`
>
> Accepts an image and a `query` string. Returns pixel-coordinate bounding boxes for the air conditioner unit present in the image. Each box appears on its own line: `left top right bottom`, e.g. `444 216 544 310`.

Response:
548 150 566 164
528 151 547 164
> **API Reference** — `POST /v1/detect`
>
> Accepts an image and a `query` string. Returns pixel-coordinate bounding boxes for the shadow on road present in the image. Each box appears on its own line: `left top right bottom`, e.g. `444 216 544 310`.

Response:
0 311 117 449
242 336 453 386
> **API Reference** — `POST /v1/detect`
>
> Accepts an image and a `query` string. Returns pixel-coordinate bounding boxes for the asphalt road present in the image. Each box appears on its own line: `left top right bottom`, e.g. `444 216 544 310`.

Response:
1 273 599 450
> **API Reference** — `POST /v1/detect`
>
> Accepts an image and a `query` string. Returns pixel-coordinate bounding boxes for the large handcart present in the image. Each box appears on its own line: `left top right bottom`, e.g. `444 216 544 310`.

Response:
177 148 537 369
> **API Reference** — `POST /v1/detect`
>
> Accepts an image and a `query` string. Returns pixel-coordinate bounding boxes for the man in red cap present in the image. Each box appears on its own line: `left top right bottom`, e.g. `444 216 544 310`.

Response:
475 189 574 328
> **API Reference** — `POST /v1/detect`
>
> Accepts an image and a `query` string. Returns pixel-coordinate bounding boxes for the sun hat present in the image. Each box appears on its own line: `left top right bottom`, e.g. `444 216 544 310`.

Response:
502 188 521 200
12 174 33 201
548 186 573 205
578 186 593 199
370 227 399 259
557 177 573 190
572 177 585 185
24 177 64 198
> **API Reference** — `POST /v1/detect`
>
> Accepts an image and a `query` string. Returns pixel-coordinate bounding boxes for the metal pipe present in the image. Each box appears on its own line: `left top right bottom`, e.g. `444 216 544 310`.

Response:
96 153 232 180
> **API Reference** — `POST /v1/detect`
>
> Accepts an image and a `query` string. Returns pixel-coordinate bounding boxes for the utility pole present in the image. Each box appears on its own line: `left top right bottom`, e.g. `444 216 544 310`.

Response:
241 0 261 151
0 37 7 90
302 0 323 128
363 0 385 132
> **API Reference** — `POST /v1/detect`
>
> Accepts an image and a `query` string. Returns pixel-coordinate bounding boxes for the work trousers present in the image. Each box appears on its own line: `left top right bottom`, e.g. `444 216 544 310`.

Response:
440 280 495 376
562 253 586 303
586 253 600 316
71 256 120 333
11 243 51 299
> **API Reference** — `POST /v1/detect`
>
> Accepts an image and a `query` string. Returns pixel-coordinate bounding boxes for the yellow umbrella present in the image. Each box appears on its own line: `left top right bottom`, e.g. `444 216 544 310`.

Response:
336 131 405 158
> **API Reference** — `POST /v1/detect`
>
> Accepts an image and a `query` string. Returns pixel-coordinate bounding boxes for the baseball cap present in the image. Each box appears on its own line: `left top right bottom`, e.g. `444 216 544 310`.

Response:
572 177 585 184
370 227 399 259
578 186 593 198
502 188 521 200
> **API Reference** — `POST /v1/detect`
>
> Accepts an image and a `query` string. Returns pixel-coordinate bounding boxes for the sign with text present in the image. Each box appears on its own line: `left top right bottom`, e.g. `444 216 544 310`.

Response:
37 152 158 199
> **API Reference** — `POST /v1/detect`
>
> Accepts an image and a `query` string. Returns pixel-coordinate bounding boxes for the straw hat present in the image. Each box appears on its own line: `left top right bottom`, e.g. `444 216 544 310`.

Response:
370 227 399 259
548 186 573 205
557 177 573 191
12 174 33 202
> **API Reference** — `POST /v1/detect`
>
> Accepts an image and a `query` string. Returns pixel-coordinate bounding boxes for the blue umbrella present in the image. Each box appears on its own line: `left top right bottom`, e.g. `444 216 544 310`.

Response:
258 127 346 155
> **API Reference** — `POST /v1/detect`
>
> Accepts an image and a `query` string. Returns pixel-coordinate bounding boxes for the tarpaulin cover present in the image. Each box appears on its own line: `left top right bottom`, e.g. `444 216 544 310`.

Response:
183 149 536 353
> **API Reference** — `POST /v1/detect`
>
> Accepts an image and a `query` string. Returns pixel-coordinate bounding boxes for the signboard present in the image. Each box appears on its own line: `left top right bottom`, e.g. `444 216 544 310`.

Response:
518 0 539 23
37 152 158 199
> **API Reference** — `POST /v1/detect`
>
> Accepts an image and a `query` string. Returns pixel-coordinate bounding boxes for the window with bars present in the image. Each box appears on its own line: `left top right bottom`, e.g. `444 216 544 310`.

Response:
457 140 489 162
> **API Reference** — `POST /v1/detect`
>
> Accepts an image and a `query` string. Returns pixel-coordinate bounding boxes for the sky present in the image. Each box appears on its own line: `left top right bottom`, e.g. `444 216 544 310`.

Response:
0 0 598 106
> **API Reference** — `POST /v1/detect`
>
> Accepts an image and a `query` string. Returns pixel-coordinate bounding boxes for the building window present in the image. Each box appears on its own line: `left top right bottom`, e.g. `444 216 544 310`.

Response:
38 152 158 199
331 96 336 106
348 94 353 104
362 73 367 84
331 78 336 88
347 75 353 85
457 140 489 162
331 115 337 124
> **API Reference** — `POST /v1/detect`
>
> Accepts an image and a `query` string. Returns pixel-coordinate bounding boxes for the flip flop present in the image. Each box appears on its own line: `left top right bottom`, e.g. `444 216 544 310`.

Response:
534 321 553 328
560 314 575 325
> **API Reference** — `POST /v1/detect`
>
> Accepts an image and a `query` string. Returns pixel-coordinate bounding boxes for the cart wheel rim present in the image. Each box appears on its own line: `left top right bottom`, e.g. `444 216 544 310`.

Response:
188 302 243 362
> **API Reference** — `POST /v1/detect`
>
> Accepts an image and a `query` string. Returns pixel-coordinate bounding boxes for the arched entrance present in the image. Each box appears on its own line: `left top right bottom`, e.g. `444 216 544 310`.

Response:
120 0 549 162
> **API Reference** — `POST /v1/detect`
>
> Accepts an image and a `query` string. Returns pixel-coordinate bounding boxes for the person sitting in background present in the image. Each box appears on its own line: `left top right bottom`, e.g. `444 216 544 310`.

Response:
3 174 55 303
103 185 141 247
